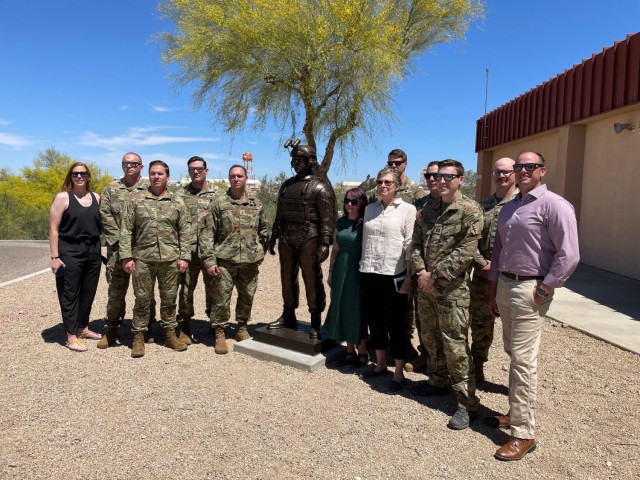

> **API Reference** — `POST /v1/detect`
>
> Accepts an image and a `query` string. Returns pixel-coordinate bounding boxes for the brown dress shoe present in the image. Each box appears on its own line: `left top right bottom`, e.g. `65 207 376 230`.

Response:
484 414 510 429
494 437 536 461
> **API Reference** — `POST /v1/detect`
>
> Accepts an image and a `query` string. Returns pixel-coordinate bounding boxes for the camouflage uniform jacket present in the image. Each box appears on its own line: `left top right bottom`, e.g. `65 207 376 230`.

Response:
411 192 484 300
367 175 428 209
209 189 269 265
175 182 220 256
100 177 150 249
119 188 192 263
472 190 518 269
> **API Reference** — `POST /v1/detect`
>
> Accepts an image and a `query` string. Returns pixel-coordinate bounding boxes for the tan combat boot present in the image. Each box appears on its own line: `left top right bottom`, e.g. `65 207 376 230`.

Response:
97 326 118 349
214 326 229 354
404 352 428 373
131 332 145 358
178 317 193 345
164 327 188 352
235 320 251 342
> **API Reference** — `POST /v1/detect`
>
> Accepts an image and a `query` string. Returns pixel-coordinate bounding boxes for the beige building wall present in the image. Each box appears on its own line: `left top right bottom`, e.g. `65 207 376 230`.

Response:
476 105 640 280
580 109 640 279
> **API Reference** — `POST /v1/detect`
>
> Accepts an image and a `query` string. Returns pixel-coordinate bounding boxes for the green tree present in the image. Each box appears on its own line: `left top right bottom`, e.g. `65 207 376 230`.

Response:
0 148 113 240
158 0 483 178
256 171 289 227
460 169 477 199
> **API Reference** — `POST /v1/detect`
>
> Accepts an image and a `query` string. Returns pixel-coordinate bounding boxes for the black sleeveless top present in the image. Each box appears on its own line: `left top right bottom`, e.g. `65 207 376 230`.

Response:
59 192 102 243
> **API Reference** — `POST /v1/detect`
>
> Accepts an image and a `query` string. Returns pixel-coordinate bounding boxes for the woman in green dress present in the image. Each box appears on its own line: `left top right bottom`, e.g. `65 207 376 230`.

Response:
324 188 368 367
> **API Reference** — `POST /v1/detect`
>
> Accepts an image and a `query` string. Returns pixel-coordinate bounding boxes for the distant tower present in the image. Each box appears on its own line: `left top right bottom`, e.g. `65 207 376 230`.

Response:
242 151 255 183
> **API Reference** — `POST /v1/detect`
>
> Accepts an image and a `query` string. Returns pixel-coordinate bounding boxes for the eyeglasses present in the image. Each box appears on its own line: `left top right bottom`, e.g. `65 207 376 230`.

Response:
376 180 395 186
434 173 461 181
492 169 514 177
387 160 406 167
424 173 437 181
513 163 544 172
343 198 359 206
122 161 142 167
188 167 205 173
71 171 89 178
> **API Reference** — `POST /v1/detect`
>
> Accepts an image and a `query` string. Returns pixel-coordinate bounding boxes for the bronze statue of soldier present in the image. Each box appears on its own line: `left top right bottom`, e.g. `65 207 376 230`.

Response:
268 140 335 339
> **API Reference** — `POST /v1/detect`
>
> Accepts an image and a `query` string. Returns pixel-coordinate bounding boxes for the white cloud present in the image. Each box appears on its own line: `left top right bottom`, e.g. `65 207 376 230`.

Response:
151 105 183 113
0 119 11 126
78 127 220 151
0 132 32 148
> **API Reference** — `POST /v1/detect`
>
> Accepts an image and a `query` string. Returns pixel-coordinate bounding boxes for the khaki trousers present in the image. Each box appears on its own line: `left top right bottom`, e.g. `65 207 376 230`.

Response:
496 275 553 439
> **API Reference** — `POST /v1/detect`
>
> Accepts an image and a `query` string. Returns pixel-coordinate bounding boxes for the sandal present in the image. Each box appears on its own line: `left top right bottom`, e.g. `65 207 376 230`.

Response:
78 330 102 340
335 352 356 367
351 354 369 368
359 365 391 379
65 339 88 352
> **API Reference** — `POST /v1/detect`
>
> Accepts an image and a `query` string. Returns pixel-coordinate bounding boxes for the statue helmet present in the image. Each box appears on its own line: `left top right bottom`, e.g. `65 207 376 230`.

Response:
291 144 317 165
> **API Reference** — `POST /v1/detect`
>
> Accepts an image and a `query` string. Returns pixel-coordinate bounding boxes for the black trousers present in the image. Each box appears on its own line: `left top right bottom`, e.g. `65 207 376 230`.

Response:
56 240 102 335
361 272 412 360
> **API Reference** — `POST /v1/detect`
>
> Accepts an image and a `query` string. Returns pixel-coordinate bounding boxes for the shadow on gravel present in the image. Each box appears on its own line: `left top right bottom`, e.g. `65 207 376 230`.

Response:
477 380 509 396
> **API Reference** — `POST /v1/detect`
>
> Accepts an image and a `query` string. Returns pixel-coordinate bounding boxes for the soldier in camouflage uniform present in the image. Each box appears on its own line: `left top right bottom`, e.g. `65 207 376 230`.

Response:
207 165 269 354
410 159 484 430
469 157 517 382
404 160 441 373
365 149 429 209
175 156 220 344
97 152 157 348
120 160 199 358
365 149 428 361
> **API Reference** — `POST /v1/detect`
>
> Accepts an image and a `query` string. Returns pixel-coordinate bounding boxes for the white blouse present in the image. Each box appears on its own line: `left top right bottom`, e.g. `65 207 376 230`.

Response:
360 198 416 276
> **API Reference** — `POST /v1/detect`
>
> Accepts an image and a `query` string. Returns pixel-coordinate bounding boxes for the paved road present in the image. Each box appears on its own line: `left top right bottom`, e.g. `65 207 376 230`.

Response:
0 241 50 283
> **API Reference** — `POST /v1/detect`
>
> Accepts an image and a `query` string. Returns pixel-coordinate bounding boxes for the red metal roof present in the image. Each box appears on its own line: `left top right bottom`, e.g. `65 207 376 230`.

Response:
476 32 640 151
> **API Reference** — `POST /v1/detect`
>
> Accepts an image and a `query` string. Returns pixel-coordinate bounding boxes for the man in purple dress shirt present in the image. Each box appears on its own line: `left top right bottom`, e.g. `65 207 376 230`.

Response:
487 151 580 461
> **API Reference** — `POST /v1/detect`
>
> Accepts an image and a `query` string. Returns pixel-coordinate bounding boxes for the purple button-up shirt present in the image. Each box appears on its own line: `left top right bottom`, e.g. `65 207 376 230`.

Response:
488 184 580 288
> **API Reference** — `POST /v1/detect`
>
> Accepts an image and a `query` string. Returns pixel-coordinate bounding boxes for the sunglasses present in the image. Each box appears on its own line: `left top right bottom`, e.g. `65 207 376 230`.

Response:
71 171 89 178
122 161 142 167
188 167 205 173
376 179 395 186
387 160 406 167
343 198 359 206
513 163 544 172
424 173 437 181
492 169 514 177
434 173 461 181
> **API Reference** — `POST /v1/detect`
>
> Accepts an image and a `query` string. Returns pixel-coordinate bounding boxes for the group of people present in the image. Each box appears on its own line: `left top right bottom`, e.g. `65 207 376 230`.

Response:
49 153 268 359
48 144 580 462
319 148 579 461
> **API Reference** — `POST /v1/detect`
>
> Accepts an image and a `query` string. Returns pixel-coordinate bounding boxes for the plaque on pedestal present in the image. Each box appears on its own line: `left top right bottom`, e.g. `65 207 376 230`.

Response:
252 322 335 355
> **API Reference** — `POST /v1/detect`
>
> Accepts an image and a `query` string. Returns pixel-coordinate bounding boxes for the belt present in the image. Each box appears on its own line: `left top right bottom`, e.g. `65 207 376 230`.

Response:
501 272 544 281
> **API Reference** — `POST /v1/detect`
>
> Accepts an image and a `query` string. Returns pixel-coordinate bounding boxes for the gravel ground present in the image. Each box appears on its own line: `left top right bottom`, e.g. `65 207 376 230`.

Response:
0 253 639 479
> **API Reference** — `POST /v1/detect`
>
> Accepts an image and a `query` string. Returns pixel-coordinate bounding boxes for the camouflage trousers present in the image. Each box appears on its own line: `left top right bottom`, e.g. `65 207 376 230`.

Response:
131 260 179 332
210 259 260 328
178 251 215 320
104 245 155 327
417 291 478 411
469 274 495 363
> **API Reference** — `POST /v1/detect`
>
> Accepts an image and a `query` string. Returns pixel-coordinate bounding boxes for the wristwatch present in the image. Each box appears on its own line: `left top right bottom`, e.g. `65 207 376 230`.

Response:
430 271 438 281
536 286 549 298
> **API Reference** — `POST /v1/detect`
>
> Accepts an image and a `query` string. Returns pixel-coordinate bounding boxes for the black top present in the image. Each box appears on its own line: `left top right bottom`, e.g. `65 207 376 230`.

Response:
59 192 101 243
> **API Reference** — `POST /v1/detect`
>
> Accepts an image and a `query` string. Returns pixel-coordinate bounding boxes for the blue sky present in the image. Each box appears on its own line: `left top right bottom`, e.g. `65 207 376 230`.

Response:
1 1 638 184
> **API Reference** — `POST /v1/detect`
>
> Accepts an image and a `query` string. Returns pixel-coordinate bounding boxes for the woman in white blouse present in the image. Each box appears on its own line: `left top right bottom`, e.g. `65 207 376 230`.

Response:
359 167 416 394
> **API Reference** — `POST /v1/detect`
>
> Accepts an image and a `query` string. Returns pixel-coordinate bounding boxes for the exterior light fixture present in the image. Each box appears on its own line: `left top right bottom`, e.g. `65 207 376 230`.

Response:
613 122 636 134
